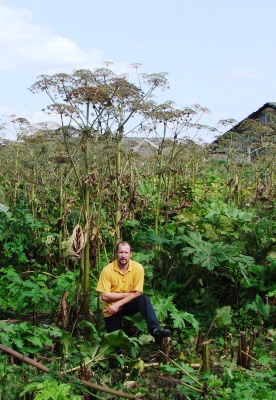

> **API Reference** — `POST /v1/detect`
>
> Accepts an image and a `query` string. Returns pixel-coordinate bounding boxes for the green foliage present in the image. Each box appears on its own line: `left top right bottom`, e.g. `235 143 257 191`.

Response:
0 207 50 267
215 306 232 329
51 271 79 304
105 330 141 357
0 321 61 355
182 231 254 278
0 266 53 314
59 328 142 370
0 266 78 317
247 257 276 293
0 115 275 399
0 354 26 399
21 380 82 400
245 295 271 321
152 295 199 332
204 200 253 225
132 250 155 281
204 368 276 399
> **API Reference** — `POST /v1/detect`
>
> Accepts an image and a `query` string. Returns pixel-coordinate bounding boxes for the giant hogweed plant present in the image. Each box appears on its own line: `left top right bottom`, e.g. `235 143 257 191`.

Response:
142 225 267 325
146 229 255 284
29 66 172 320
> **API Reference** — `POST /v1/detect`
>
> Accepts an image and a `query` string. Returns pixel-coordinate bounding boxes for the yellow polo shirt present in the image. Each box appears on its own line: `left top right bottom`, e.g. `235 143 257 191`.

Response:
96 260 144 317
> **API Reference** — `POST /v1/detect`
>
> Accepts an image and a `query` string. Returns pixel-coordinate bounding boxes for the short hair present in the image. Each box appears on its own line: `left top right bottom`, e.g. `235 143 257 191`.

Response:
116 241 132 252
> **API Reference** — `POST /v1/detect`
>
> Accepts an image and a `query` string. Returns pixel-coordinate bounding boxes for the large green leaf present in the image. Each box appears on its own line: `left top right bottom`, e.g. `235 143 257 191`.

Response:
246 295 271 321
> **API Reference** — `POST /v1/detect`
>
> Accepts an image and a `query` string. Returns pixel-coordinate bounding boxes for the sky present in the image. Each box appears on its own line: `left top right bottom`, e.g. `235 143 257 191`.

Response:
0 0 275 142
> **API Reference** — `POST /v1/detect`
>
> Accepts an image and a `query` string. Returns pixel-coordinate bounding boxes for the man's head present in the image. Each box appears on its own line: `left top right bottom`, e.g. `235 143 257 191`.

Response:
116 241 132 268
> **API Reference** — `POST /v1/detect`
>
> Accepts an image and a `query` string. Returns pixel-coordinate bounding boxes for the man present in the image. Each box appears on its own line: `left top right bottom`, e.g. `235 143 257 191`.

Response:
96 241 171 338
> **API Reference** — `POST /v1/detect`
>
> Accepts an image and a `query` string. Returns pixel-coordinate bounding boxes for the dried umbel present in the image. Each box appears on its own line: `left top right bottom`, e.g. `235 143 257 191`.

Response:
62 224 86 259
47 103 77 116
141 72 169 89
11 117 30 126
83 171 99 186
141 102 197 124
110 78 140 100
66 86 111 105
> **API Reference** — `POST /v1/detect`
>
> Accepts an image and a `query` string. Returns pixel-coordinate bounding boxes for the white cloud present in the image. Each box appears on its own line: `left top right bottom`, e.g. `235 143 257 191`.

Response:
232 68 263 79
0 1 154 140
0 1 103 73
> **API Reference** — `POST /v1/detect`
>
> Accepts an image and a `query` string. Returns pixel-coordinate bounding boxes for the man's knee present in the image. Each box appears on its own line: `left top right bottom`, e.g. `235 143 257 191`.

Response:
138 294 151 304
128 294 152 311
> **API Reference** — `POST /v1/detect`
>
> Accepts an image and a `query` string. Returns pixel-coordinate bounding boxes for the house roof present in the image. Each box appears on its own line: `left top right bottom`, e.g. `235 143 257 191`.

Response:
210 102 276 147
230 102 276 132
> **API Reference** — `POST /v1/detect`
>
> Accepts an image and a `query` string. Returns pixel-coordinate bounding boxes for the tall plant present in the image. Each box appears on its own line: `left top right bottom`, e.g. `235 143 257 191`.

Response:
30 66 169 319
141 102 212 235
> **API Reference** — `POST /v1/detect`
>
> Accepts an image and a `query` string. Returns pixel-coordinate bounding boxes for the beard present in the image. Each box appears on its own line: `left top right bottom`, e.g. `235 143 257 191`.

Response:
118 258 128 266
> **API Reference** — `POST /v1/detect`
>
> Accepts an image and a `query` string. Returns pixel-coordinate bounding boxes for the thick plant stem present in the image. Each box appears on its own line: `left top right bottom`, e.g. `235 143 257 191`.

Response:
155 121 166 235
237 331 248 368
163 136 177 233
195 328 203 353
31 183 37 219
113 100 126 246
13 146 19 205
58 167 64 262
228 333 234 359
115 138 122 244
82 108 92 321
202 341 211 373
248 331 256 368
205 315 217 339
223 329 228 354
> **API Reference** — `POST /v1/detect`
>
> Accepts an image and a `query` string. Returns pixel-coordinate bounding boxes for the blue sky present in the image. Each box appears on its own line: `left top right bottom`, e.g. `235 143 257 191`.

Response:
0 0 275 141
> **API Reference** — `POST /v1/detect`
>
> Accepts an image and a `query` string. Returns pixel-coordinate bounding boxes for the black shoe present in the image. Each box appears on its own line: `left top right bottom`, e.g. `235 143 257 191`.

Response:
152 327 171 338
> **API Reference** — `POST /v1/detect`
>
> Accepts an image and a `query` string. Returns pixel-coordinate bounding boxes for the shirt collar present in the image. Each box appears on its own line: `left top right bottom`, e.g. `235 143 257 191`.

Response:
113 260 133 274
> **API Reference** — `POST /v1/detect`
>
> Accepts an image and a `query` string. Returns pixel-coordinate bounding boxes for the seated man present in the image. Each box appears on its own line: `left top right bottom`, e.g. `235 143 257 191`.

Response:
96 241 171 338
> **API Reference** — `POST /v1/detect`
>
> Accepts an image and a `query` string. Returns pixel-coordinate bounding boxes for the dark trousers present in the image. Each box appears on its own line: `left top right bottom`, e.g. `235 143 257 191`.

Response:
104 294 160 334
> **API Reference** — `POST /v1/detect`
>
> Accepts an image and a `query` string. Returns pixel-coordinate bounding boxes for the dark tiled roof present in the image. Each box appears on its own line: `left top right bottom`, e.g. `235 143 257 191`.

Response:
211 103 276 145
243 102 276 122
230 102 276 132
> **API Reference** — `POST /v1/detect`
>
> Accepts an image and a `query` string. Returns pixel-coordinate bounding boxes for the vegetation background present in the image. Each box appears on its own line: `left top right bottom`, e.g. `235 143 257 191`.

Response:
0 66 275 399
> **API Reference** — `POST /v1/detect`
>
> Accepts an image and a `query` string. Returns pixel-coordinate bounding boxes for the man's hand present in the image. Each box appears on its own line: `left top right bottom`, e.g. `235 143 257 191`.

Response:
106 302 121 315
105 291 142 316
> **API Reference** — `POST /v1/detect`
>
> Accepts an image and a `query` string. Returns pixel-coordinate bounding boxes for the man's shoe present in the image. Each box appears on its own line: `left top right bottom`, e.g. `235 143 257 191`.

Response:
152 327 171 338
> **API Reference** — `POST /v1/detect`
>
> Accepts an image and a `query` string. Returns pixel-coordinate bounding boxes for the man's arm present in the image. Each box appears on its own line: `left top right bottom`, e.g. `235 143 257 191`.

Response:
105 291 142 315
101 292 131 302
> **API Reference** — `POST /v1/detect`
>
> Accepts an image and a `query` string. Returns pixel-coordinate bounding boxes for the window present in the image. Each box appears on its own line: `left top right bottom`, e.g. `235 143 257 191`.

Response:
259 112 271 125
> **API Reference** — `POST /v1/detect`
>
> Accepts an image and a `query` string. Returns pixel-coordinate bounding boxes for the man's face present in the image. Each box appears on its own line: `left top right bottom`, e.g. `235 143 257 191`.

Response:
116 243 132 267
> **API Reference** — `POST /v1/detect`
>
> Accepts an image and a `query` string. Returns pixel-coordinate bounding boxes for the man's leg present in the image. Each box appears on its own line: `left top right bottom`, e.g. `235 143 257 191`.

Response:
123 294 170 336
104 309 124 333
